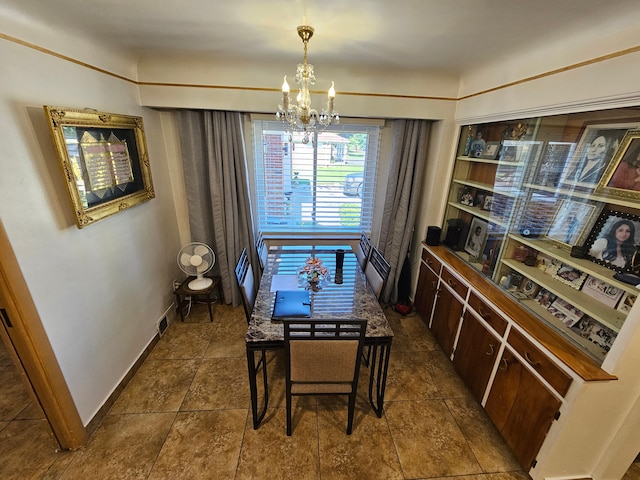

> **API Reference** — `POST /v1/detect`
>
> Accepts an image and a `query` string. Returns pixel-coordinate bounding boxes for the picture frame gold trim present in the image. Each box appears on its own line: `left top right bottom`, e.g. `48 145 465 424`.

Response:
44 106 155 228
595 129 640 201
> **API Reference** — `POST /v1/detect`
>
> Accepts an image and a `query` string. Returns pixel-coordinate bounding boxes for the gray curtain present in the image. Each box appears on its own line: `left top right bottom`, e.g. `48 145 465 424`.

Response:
176 110 257 306
379 119 431 304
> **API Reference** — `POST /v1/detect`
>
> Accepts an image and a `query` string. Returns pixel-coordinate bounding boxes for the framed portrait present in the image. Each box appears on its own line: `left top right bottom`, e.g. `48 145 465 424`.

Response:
480 141 501 159
596 130 640 201
545 199 603 249
616 292 636 314
44 106 155 228
552 263 587 290
584 209 640 272
580 275 624 309
529 141 576 188
464 217 488 259
481 232 502 277
560 122 638 190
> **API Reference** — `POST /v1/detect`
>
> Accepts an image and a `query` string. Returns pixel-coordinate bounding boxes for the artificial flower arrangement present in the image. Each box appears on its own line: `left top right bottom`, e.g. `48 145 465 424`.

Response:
300 257 330 286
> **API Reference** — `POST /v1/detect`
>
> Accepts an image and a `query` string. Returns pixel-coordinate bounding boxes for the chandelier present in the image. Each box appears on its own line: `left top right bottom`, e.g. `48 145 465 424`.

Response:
276 25 339 143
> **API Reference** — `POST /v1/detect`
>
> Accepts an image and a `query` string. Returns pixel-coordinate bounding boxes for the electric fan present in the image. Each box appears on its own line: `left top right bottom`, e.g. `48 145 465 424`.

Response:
177 242 215 290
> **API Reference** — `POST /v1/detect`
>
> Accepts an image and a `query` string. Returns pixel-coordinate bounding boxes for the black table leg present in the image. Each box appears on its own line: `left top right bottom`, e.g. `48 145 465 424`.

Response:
246 347 269 429
367 341 392 417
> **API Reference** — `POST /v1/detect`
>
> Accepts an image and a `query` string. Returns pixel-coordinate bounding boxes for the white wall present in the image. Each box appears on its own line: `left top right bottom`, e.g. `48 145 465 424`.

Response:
0 23 183 423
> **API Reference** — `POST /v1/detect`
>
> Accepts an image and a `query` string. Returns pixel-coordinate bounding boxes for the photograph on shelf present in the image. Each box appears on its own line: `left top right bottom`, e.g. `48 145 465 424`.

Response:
481 232 503 277
480 141 501 159
464 217 488 259
547 297 585 327
545 198 603 249
585 209 640 272
596 130 640 201
560 122 638 190
482 195 494 211
499 144 518 162
520 278 541 298
529 141 576 188
581 275 624 308
570 317 617 352
535 288 557 308
458 186 474 206
616 291 636 314
474 191 486 208
552 263 588 289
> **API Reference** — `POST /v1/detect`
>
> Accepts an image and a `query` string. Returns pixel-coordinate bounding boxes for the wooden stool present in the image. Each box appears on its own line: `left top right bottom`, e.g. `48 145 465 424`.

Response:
173 276 220 322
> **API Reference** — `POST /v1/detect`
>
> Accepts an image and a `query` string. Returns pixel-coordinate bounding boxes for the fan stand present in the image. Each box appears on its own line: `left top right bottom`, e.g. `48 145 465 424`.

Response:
188 274 213 291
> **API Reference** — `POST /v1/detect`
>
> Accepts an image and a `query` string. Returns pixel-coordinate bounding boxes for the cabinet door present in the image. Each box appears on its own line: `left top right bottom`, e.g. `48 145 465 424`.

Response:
452 311 500 402
415 262 439 322
431 285 463 356
485 348 562 470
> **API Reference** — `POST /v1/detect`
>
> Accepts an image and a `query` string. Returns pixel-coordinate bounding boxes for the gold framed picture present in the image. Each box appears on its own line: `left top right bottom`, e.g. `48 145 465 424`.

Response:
596 130 640 201
44 106 155 228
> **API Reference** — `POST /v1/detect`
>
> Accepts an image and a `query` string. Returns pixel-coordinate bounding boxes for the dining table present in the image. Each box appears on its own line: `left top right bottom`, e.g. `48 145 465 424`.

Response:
245 245 394 429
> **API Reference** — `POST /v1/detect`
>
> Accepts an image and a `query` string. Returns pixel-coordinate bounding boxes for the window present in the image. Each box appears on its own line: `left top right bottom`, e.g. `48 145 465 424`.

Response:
252 120 381 235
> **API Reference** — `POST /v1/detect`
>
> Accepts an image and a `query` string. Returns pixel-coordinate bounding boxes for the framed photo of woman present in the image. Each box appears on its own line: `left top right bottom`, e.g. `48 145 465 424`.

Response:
585 209 640 272
595 130 640 201
560 123 638 190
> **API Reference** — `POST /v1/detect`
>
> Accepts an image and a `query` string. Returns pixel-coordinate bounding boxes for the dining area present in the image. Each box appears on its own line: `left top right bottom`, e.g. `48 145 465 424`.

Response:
243 244 394 434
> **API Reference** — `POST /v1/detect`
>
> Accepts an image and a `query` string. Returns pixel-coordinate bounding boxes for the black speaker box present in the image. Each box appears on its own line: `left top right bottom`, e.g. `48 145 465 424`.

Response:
426 226 441 246
444 219 468 251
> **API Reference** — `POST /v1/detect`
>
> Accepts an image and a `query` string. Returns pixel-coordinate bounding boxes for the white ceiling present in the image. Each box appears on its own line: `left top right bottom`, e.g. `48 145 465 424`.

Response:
3 0 640 75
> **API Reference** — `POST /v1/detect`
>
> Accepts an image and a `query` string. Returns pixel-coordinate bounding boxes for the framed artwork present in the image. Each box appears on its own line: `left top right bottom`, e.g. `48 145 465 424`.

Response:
44 106 155 228
585 209 640 272
480 141 501 159
553 263 587 290
560 122 638 189
580 275 624 308
529 141 576 188
464 217 488 258
596 130 640 200
545 199 603 249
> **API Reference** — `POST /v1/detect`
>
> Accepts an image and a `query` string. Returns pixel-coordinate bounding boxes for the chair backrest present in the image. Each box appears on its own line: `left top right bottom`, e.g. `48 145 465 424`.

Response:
355 231 372 269
284 319 367 394
235 248 256 322
255 231 268 271
365 247 391 299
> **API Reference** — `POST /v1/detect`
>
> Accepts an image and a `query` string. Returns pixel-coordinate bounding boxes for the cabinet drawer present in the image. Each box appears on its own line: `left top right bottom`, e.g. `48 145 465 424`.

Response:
508 329 572 397
441 267 468 299
468 291 507 337
422 248 441 274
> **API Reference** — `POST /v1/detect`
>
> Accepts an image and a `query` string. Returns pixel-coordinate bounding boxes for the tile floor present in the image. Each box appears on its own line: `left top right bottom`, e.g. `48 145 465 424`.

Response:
0 302 638 480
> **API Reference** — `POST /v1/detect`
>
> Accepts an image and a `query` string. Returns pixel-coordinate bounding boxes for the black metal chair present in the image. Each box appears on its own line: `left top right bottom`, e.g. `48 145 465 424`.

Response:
284 318 367 436
364 246 391 299
355 231 372 270
255 231 268 273
234 248 256 323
